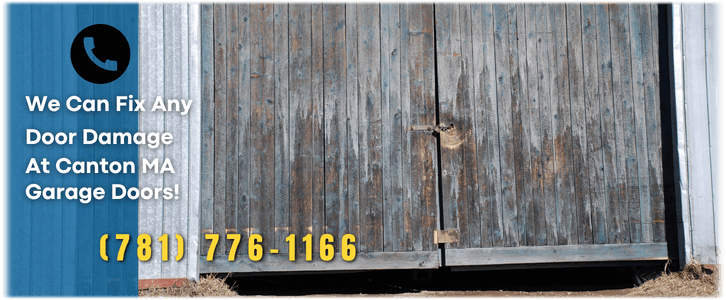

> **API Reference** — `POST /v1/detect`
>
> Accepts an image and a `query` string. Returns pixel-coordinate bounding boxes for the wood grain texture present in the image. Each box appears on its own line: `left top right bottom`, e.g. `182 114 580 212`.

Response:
565 3 593 245
311 3 325 254
201 251 440 273
610 4 641 243
550 4 577 246
470 3 497 249
399 4 413 251
594 4 626 245
200 3 215 257
581 4 608 245
628 4 653 243
236 3 251 258
196 3 671 272
404 4 439 252
357 4 383 253
381 4 405 252
249 3 275 253
436 3 468 249
273 4 291 253
344 4 361 251
212 3 228 255
459 3 483 249
494 4 519 247
523 4 546 246
323 4 347 252
446 243 668 266
535 3 558 247
513 4 534 246
224 3 239 254
289 3 313 253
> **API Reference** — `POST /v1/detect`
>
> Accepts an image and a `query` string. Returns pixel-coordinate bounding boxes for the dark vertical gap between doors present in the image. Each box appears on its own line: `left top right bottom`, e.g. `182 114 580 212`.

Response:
432 4 447 267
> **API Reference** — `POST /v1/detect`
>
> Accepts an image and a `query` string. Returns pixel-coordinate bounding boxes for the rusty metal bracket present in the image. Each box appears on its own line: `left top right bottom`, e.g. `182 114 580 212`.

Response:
410 123 454 133
434 230 460 244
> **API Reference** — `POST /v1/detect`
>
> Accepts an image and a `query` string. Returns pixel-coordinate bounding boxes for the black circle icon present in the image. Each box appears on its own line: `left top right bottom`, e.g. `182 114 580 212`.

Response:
70 24 130 84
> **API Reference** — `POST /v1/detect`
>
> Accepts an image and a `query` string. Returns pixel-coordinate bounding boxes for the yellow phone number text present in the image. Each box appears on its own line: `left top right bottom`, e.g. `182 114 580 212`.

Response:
205 233 356 262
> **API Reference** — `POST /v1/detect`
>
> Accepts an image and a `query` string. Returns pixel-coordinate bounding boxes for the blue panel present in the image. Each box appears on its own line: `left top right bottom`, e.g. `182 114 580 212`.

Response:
7 4 139 296
60 5 79 295
30 5 64 295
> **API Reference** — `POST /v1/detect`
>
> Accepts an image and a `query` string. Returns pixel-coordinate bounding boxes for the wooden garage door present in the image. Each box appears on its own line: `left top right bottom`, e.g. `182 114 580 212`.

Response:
200 4 442 273
435 3 668 266
200 3 670 273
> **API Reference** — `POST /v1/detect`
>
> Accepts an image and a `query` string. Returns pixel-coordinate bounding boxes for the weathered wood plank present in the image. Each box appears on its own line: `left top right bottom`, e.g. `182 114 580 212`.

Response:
550 4 577 245
323 4 347 253
388 3 404 252
188 2 202 279
224 3 240 254
473 4 505 248
609 4 641 243
212 3 228 255
249 3 276 253
628 4 653 243
403 4 438 251
524 4 546 246
513 3 534 246
381 3 393 252
200 251 440 273
493 4 519 247
381 4 404 252
594 4 625 245
436 3 465 249
640 4 665 243
446 243 668 266
470 3 490 249
458 3 483 249
419 3 440 252
273 4 290 253
200 3 215 257
357 4 383 253
581 4 607 244
535 3 558 246
289 3 313 254
565 3 593 245
311 3 325 254
435 3 466 249
236 2 251 258
344 3 360 252
399 3 413 251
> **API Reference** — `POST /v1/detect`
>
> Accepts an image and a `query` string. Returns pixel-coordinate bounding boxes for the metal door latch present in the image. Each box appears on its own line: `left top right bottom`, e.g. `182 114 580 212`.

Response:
410 123 454 133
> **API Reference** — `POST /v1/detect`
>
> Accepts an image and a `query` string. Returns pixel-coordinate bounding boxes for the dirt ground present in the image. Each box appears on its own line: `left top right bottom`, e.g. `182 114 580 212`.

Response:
140 263 719 297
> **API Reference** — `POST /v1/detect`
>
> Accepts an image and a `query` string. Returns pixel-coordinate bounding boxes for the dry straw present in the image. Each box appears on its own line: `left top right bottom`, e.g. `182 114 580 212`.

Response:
139 274 237 297
629 262 719 297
